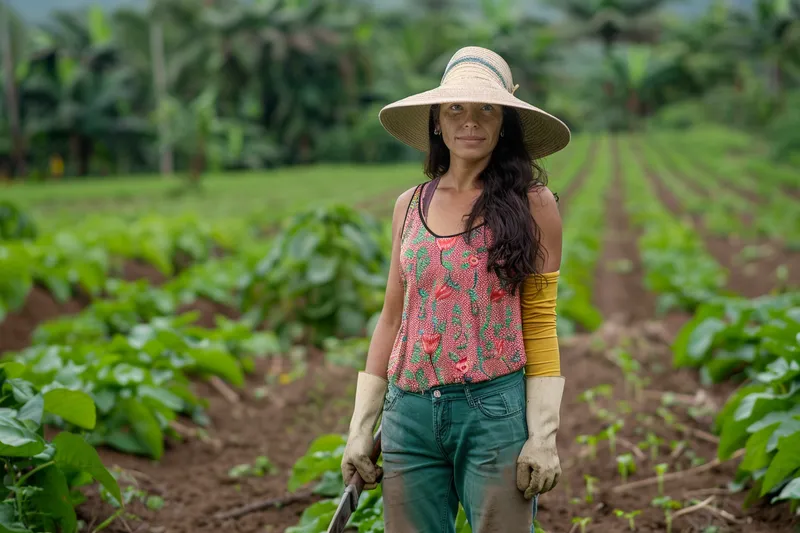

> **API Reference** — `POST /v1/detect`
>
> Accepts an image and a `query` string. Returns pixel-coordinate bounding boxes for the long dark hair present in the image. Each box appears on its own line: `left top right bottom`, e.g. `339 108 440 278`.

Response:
424 104 552 295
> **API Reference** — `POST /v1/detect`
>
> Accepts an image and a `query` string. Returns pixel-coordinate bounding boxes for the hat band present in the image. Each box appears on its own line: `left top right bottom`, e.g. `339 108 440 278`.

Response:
440 56 511 91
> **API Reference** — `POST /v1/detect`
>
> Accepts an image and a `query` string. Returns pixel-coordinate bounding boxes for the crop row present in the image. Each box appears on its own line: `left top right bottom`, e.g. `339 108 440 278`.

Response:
618 138 728 314
619 137 800 515
555 134 612 333
644 134 800 247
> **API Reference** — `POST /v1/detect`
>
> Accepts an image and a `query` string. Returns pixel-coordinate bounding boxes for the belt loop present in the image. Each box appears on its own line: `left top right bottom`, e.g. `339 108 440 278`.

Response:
463 381 476 407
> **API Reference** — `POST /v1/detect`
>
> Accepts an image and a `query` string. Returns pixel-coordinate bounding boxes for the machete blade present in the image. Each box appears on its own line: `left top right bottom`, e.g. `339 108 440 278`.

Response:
326 485 358 533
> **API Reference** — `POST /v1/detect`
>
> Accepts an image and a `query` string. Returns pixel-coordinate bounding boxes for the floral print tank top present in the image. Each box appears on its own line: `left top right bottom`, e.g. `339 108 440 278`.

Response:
387 181 526 392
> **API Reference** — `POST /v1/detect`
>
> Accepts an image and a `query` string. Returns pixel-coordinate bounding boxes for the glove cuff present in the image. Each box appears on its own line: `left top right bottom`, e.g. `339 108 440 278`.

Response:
524 375 565 440
348 371 388 437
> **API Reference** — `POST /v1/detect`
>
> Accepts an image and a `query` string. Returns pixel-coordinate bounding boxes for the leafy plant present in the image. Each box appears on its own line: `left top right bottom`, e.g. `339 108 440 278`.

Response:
0 201 38 241
239 204 390 345
0 365 122 532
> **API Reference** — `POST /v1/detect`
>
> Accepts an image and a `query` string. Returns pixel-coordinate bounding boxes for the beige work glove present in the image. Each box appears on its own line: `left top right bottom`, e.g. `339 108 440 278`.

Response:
340 371 387 490
516 375 565 499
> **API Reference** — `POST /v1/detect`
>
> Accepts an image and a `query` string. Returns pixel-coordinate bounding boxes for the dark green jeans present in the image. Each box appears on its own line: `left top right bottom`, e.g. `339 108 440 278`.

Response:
381 370 539 533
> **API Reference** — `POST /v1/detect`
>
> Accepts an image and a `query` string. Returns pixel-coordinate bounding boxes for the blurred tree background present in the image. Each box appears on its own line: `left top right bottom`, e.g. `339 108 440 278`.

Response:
0 0 798 181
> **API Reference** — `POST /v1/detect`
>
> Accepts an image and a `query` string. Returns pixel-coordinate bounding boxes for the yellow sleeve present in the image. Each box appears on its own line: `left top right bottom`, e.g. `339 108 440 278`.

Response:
520 270 561 377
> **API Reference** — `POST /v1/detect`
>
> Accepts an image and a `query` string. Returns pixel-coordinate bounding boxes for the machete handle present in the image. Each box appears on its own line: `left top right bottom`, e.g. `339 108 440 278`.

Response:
348 424 383 493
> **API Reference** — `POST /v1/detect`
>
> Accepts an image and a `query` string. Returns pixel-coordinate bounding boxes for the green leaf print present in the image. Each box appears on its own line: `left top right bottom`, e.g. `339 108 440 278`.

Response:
462 250 471 258
493 323 503 336
412 341 422 364
453 303 462 315
435 320 446 334
404 248 415 260
432 345 442 364
418 287 429 320
416 369 430 390
413 226 427 245
448 351 460 363
415 247 430 285
461 262 470 269
505 306 512 327
404 369 415 381
443 260 454 271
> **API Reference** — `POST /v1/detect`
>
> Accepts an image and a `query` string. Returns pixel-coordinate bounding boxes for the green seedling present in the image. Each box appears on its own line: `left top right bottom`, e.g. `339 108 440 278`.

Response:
228 455 277 478
654 463 669 496
584 474 599 503
651 496 682 533
576 434 599 460
613 509 641 531
616 400 633 415
579 384 613 412
603 420 624 456
616 453 636 483
638 432 663 461
571 516 592 533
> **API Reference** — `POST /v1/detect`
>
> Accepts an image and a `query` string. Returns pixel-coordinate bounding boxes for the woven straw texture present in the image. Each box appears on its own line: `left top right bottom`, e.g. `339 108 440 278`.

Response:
378 46 571 160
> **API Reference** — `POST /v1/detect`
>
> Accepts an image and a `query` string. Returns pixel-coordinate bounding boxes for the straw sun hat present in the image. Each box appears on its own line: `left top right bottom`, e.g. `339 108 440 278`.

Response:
378 46 571 161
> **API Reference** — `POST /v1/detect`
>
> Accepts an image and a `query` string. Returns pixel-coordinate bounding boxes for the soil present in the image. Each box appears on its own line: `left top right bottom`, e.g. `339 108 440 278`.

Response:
591 138 657 325
0 285 89 354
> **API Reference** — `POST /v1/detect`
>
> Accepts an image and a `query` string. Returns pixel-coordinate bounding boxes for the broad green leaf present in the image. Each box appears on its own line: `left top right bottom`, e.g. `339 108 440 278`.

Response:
187 347 244 387
18 394 44 427
52 432 122 504
686 317 726 360
43 389 96 430
0 412 46 457
772 477 800 503
6 379 35 403
307 255 338 285
761 432 800 496
741 423 778 473
119 399 164 459
138 385 184 412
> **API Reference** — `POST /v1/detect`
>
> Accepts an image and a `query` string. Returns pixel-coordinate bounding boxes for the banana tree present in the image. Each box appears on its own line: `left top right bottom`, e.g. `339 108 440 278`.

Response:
729 0 800 101
544 0 678 57
21 6 150 176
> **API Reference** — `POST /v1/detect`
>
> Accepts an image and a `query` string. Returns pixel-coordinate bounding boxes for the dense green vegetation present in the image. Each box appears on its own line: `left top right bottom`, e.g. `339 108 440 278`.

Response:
1 0 798 181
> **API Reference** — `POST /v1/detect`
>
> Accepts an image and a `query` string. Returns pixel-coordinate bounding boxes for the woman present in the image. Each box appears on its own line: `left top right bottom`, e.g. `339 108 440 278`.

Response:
341 46 570 533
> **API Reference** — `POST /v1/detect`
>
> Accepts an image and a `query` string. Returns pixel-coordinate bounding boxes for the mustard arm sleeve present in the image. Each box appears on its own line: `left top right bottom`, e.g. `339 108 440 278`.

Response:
521 270 561 377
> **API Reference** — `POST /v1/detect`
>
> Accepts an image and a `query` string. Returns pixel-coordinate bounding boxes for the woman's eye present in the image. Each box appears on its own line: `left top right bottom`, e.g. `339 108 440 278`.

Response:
483 104 494 111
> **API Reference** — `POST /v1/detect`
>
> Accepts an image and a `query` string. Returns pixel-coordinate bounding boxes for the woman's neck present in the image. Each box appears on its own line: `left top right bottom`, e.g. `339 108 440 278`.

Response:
443 155 489 192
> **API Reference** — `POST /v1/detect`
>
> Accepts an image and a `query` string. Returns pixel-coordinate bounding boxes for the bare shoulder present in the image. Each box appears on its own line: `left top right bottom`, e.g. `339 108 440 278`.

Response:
526 184 559 215
390 184 420 231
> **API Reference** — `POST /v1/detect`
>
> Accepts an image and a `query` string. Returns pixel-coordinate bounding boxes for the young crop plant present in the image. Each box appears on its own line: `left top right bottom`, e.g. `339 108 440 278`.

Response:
0 365 122 532
613 508 641 531
673 292 800 513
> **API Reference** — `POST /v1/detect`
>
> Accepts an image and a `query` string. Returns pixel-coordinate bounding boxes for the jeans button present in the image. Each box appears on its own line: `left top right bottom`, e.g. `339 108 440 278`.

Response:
433 390 441 398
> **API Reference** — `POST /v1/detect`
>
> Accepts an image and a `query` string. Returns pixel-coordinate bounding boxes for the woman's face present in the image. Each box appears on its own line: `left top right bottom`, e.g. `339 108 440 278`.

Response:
436 101 504 162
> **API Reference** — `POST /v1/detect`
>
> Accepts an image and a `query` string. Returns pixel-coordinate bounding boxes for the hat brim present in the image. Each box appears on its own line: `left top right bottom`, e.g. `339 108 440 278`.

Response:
378 84 571 160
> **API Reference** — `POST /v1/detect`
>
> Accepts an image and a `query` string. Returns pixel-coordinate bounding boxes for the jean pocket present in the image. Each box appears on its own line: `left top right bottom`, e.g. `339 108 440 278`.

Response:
475 385 524 419
383 385 403 413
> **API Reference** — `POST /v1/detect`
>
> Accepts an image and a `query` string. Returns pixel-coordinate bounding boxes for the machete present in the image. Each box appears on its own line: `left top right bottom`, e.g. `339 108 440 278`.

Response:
326 424 382 533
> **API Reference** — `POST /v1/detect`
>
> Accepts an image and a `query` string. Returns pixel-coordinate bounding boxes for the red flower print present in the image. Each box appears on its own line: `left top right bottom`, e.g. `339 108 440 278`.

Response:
468 255 480 267
437 237 457 251
456 356 470 373
493 339 506 358
490 287 506 302
435 283 454 300
422 333 441 355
